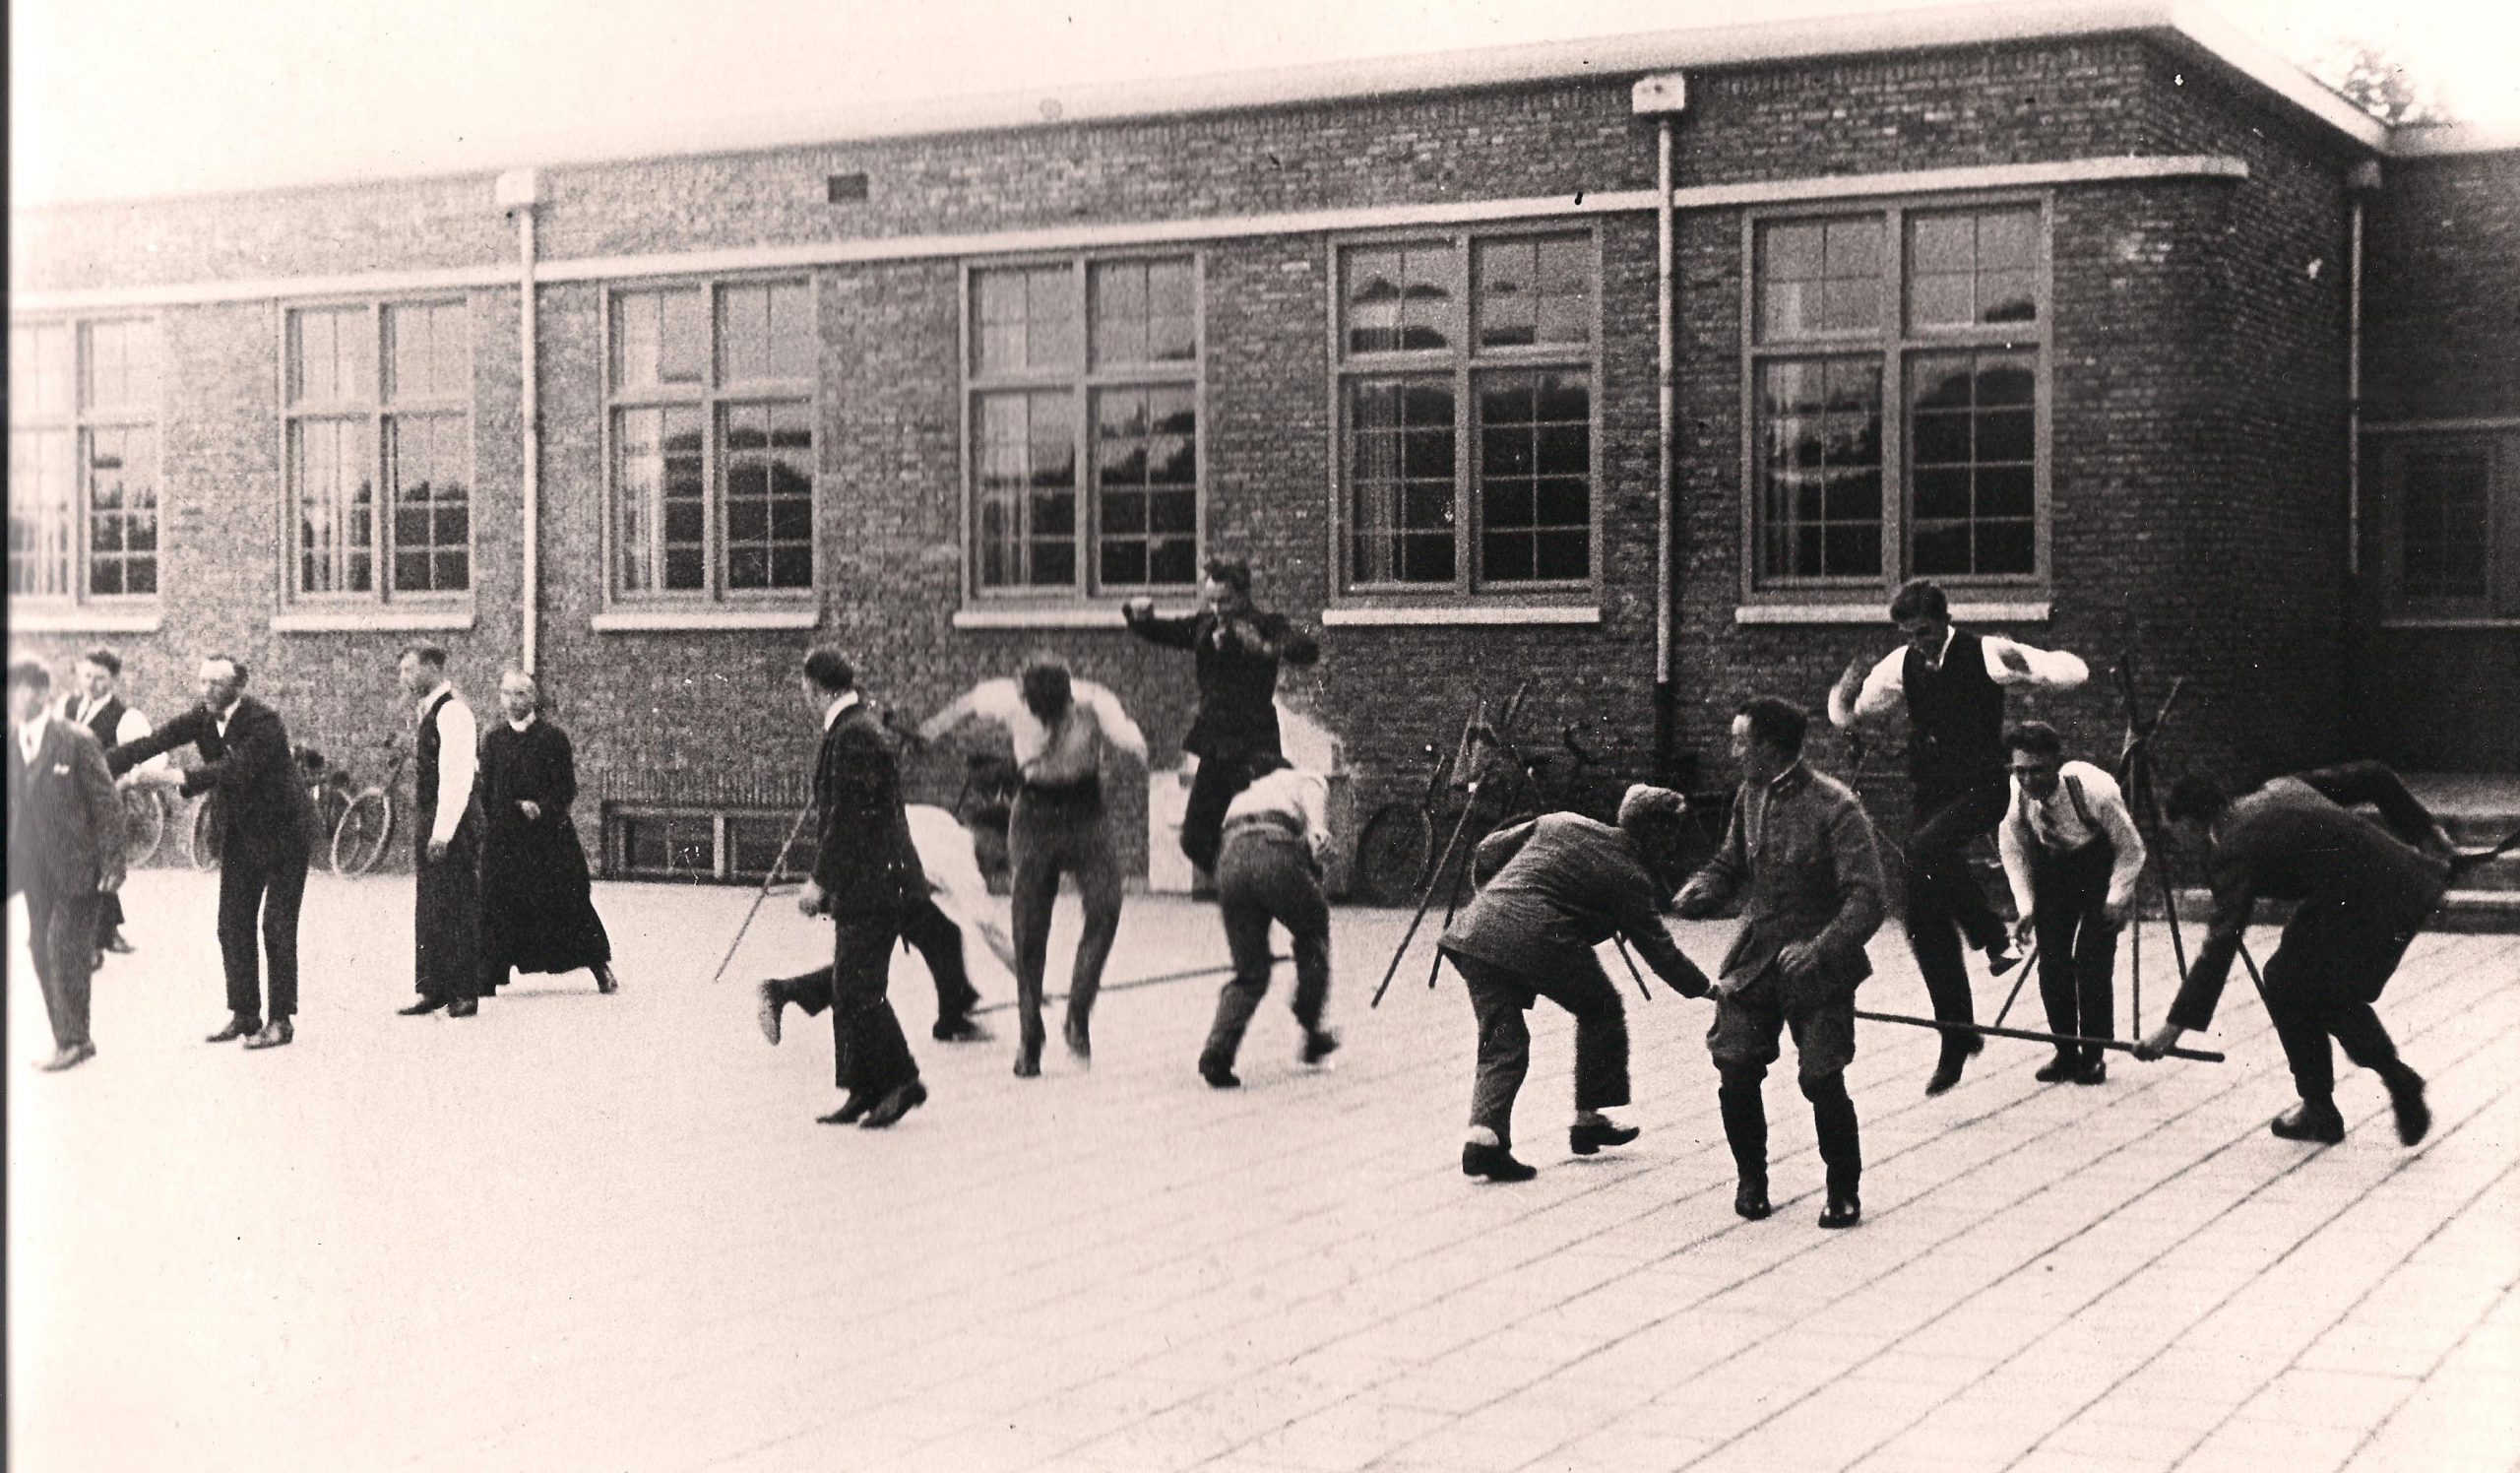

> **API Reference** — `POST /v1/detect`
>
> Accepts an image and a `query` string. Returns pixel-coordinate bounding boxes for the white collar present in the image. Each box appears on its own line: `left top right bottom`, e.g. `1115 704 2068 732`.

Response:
506 713 537 733
822 690 862 731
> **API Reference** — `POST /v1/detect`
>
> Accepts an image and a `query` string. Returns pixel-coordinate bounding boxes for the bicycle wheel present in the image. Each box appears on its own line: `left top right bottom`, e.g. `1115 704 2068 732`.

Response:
189 797 223 870
332 790 394 875
310 783 353 871
1352 803 1432 906
120 788 167 866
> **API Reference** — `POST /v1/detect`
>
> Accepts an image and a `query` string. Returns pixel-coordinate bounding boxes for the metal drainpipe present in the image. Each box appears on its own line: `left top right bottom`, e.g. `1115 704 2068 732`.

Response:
509 183 543 674
2345 160 2379 578
1655 116 1677 777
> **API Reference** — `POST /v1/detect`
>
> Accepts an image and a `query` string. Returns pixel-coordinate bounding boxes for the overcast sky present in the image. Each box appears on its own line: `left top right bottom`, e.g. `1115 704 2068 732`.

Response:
11 0 2516 208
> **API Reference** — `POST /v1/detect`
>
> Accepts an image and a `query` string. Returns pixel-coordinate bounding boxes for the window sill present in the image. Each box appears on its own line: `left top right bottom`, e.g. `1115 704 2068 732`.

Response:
270 608 477 633
1322 604 1602 627
8 606 164 634
1733 600 2051 626
951 607 1133 631
591 607 821 632
2376 616 2520 630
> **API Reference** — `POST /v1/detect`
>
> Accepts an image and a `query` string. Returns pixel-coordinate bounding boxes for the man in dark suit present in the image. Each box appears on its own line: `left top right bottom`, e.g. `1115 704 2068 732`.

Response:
10 660 127 1071
1122 556 1320 881
1437 787 1713 1183
105 654 314 1050
2137 763 2451 1148
755 648 929 1128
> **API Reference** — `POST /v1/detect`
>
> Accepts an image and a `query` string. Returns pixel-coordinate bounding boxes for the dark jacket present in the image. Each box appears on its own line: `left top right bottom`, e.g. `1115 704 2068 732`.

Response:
1674 762 1885 1007
810 699 923 920
107 696 315 864
2169 762 2453 1031
1442 812 1708 995
8 719 127 898
1122 604 1319 759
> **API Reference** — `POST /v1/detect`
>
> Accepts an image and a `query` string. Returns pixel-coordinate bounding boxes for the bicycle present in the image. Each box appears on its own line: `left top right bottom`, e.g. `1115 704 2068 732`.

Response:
116 778 182 866
329 736 412 875
1352 717 1618 907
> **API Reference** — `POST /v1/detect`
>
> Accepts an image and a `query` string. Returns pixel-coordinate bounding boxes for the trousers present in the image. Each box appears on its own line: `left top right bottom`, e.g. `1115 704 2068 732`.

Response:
1201 828 1332 1070
2030 839 2119 1056
1447 947 1629 1148
217 844 308 1024
27 887 103 1050
1010 785 1124 1051
1904 780 2011 1049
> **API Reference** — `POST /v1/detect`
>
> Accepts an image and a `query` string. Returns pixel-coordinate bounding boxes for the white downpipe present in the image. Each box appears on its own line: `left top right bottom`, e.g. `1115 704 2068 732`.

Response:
517 206 541 673
1655 115 1676 737
2346 191 2365 577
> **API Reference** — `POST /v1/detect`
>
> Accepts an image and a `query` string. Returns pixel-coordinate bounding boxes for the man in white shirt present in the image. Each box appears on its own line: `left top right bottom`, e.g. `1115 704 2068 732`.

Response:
1997 721 2146 1085
921 655 1148 1077
394 642 482 1019
1829 577 2089 1095
1197 753 1339 1089
63 647 160 961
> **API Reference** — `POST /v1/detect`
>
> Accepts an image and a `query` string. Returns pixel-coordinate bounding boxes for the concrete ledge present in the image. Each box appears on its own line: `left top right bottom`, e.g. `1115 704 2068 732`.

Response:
9 607 165 634
1322 605 1601 627
1735 601 2050 625
950 607 1130 630
590 608 819 632
270 608 476 633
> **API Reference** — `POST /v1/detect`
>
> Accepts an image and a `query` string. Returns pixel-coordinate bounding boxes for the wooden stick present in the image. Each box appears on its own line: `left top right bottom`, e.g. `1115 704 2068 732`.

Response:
1371 784 1484 1008
1990 940 2041 1027
709 802 813 985
1612 937 1652 1002
1854 1007 2224 1062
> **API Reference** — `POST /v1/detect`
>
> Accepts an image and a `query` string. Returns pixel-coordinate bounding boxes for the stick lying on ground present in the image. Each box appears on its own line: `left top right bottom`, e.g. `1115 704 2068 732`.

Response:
1855 1008 2225 1062
971 954 1287 1015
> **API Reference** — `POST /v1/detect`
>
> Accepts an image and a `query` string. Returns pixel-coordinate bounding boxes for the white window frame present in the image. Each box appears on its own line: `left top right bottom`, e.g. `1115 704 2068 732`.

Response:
8 315 164 609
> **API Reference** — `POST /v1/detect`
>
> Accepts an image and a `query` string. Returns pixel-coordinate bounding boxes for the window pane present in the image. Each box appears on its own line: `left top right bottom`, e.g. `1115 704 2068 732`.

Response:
1758 217 1882 341
721 400 814 590
1754 356 1882 583
1908 349 2039 577
83 320 162 413
1091 258 1197 367
771 282 815 379
974 391 1079 590
8 427 76 596
1908 206 2041 328
11 324 77 421
86 425 158 598
1344 242 1454 353
387 413 470 593
387 302 468 402
1476 368 1590 586
1092 386 1197 591
291 417 375 595
972 266 1080 376
1348 376 1456 585
620 813 717 878
2401 448 2492 600
614 288 707 389
289 307 373 405
615 405 705 593
1476 232 1592 350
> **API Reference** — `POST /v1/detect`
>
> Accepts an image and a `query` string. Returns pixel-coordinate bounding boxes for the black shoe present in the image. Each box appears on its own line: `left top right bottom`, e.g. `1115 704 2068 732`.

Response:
2387 1070 2431 1147
1462 1142 1538 1183
1300 1028 1341 1066
817 1093 873 1125
2072 1056 2110 1086
2270 1100 2347 1144
243 1019 293 1051
1199 1059 1241 1089
1013 1044 1041 1079
207 1017 258 1044
1817 1193 1862 1230
2034 1054 2079 1083
932 1014 992 1044
1987 947 2022 978
859 1080 928 1129
1568 1120 1641 1156
1734 1181 1774 1220
399 997 447 1017
1063 1016 1092 1064
447 997 478 1018
594 966 619 995
1925 1033 1984 1096
101 929 135 955
756 984 785 1046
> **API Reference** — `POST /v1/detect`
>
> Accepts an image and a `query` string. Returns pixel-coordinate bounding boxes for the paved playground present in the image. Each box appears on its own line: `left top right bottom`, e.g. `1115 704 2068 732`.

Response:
9 868 2515 1472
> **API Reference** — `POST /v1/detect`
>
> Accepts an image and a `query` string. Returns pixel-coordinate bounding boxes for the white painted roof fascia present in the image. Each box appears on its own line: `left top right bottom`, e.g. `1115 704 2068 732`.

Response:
2388 121 2520 158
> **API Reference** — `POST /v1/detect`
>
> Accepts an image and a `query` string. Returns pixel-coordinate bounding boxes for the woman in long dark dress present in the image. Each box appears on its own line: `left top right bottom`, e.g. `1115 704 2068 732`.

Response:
476 670 618 994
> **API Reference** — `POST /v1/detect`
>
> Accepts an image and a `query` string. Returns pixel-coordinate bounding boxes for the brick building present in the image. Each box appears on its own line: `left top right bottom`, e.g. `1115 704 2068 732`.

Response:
11 1 2517 884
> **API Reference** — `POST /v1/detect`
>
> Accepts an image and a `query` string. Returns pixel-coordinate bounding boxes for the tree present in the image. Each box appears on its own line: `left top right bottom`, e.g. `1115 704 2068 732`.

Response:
2307 36 2456 126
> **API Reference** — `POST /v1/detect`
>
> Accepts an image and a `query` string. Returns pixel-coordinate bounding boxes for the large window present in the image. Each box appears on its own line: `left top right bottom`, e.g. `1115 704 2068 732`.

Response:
966 255 1200 599
607 280 816 601
8 318 160 604
1747 201 2047 597
2371 434 2518 620
284 300 472 602
1336 230 1600 598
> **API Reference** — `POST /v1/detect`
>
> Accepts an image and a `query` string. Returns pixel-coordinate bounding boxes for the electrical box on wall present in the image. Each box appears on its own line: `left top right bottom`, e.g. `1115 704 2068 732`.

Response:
1631 72 1687 115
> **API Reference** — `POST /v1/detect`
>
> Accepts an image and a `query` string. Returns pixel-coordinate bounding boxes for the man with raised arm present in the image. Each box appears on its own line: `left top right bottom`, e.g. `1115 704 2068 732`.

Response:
1829 577 2087 1095
920 655 1148 1077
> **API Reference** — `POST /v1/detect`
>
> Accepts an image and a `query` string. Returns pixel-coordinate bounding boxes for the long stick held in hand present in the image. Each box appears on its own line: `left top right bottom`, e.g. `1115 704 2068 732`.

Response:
709 802 814 985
